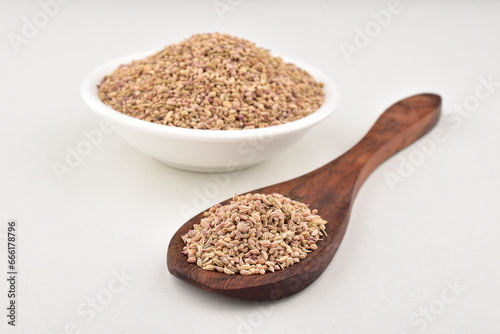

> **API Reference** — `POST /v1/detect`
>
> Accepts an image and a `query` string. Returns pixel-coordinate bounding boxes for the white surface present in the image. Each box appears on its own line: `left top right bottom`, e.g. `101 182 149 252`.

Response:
1 1 499 333
80 52 340 172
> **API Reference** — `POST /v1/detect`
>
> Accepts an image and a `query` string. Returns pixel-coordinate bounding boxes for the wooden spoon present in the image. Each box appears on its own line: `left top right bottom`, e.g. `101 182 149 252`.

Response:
167 93 441 301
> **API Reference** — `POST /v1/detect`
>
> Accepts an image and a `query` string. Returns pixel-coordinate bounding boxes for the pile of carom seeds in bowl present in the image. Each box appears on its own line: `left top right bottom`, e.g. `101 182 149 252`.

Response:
98 32 325 130
181 193 328 276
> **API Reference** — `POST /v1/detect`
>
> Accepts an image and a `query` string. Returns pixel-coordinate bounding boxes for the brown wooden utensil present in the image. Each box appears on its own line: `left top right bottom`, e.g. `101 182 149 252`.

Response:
167 93 441 301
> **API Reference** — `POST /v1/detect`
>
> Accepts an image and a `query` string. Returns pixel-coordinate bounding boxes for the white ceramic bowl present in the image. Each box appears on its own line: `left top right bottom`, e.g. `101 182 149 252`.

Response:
81 51 340 172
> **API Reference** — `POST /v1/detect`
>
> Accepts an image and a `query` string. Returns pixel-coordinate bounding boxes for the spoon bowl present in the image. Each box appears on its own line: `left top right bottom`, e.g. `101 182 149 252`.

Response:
167 93 442 300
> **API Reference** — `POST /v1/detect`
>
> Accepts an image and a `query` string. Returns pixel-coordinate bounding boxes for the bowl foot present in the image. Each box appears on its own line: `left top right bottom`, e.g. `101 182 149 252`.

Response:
155 159 262 173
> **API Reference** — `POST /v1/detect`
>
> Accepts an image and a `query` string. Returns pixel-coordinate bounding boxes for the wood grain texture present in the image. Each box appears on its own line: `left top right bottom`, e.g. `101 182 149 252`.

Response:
167 93 442 301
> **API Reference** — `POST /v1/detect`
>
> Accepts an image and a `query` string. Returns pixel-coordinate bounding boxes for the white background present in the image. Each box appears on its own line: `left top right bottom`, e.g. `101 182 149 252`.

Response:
1 1 499 333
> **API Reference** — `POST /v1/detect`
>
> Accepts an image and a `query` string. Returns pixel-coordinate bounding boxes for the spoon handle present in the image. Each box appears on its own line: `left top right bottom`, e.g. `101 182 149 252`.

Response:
347 93 441 191
308 94 441 207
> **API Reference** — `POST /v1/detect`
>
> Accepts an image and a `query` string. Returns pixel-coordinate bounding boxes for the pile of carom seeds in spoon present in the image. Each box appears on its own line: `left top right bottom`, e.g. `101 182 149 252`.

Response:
181 193 328 275
98 32 325 130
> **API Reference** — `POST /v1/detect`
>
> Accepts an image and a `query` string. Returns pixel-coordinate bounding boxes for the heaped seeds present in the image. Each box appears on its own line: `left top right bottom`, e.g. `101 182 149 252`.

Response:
98 33 325 130
181 193 328 276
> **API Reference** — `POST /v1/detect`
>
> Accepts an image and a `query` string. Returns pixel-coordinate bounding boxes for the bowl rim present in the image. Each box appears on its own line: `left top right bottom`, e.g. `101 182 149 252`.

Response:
80 51 341 142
